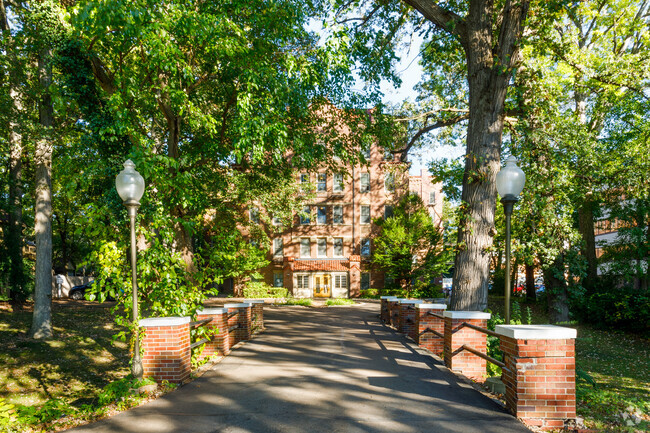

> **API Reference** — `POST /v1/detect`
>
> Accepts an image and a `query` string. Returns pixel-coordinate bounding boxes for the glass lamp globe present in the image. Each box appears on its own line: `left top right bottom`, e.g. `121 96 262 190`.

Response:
496 155 526 199
115 159 145 203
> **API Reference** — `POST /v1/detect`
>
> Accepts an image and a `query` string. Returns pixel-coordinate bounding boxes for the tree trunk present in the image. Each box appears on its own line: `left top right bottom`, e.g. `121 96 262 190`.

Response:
543 255 570 324
1 0 25 301
525 262 536 301
30 47 54 339
578 201 598 290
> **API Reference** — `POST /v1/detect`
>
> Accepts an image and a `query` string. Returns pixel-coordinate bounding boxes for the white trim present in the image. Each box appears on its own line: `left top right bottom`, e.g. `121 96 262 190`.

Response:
245 299 265 304
416 303 447 310
140 317 190 327
443 311 491 320
380 296 397 300
399 299 425 304
224 303 252 309
495 324 577 340
196 308 228 315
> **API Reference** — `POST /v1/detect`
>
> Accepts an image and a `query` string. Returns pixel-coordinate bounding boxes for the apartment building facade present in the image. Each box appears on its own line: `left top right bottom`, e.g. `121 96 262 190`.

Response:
256 144 443 298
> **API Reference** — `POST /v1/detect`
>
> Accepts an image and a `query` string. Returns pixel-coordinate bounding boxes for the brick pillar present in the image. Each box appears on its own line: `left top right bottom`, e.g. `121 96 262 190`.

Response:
349 255 361 298
380 296 397 323
398 300 423 339
196 308 230 358
246 300 265 334
225 303 252 345
415 303 447 356
387 298 402 328
496 325 577 431
443 311 491 382
140 317 191 384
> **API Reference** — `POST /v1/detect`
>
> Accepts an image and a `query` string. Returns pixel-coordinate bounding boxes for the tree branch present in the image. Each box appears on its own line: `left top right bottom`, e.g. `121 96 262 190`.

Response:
397 113 469 160
402 0 468 49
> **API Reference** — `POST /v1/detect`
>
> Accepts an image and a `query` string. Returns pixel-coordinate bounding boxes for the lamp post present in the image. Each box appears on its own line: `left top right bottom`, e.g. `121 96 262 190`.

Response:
115 159 145 378
496 155 525 324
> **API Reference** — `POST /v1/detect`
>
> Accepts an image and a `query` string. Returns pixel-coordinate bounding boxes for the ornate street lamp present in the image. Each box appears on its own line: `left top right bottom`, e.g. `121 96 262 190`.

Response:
116 159 145 378
496 155 526 324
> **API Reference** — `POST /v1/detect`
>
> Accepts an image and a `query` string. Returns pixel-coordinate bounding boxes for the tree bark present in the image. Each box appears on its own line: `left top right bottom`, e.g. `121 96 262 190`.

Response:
30 47 54 339
2 0 25 301
543 255 570 323
404 0 530 310
525 262 536 301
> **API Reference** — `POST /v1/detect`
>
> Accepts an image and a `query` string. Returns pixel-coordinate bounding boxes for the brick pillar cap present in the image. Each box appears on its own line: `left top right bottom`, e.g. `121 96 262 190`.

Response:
416 303 447 310
224 303 252 308
380 296 398 300
197 308 228 315
443 311 491 320
140 317 190 327
245 299 265 304
495 324 577 340
399 299 425 304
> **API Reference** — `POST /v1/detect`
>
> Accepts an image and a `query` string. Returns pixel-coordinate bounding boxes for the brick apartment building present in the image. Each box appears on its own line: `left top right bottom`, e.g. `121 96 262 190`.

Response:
253 143 443 298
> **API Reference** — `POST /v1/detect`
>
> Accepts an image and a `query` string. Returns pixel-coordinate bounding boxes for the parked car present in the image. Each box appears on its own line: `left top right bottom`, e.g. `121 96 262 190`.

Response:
68 280 117 301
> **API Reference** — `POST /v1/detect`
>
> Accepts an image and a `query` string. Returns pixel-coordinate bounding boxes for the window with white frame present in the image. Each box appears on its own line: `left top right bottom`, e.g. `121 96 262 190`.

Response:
333 173 344 192
273 238 283 258
333 238 343 257
360 172 370 193
317 238 327 257
333 205 343 224
384 205 393 219
273 271 284 287
361 144 371 160
361 238 370 257
249 207 260 223
300 173 309 183
360 205 370 224
300 206 311 225
384 172 395 193
429 191 436 204
296 274 310 289
317 173 327 191
300 238 311 257
317 206 327 224
334 274 347 290
361 272 370 291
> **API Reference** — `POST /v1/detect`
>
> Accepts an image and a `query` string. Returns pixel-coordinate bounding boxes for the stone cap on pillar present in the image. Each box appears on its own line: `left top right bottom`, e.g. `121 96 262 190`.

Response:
495 324 577 340
196 308 228 315
416 303 447 310
140 317 190 327
224 303 252 309
380 296 398 300
245 299 265 304
443 311 491 320
398 299 425 304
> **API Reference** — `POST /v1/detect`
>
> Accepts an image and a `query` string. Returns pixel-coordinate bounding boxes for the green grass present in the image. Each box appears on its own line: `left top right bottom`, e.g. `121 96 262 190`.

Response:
487 296 650 432
326 298 356 306
282 298 312 306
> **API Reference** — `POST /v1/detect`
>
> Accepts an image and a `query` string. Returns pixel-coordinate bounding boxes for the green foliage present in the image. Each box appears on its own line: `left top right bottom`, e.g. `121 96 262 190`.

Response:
283 297 312 306
96 376 157 408
359 289 379 299
0 398 16 427
326 298 355 306
372 193 451 298
243 281 288 299
486 302 529 377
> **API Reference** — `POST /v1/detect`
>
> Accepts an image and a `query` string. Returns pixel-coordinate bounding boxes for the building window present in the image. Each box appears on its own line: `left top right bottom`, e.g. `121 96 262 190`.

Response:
273 271 284 287
360 172 370 193
300 206 311 225
334 274 347 290
384 205 393 219
333 238 343 257
273 216 281 226
333 205 343 224
361 238 370 257
317 238 327 257
300 173 309 183
362 144 371 160
249 207 260 223
273 238 283 258
317 206 327 224
384 172 395 193
361 272 370 291
318 173 327 191
360 205 370 224
297 275 310 289
429 191 436 204
333 173 344 192
300 238 311 257
384 148 392 160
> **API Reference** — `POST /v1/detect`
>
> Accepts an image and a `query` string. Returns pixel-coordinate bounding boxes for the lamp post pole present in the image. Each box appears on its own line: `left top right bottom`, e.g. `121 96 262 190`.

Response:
116 160 145 379
496 156 526 325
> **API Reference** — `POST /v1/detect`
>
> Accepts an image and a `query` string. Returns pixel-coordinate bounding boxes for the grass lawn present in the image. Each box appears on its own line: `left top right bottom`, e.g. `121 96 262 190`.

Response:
488 296 650 432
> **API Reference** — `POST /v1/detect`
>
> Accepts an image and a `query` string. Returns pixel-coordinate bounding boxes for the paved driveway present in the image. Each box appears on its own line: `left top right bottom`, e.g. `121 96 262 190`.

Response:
66 303 530 433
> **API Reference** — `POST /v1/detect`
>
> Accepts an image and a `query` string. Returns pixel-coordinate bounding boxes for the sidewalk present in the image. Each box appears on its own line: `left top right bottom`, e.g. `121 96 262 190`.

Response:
66 303 531 433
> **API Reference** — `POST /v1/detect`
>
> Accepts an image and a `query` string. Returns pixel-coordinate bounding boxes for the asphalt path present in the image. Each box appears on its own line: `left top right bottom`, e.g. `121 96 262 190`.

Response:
66 302 531 433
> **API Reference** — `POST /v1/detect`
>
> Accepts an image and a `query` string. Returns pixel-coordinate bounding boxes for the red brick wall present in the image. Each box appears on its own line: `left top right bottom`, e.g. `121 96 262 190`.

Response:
443 312 490 382
196 308 230 359
247 300 265 334
380 296 397 323
388 299 401 327
225 303 252 345
398 301 421 339
415 304 446 356
140 317 191 384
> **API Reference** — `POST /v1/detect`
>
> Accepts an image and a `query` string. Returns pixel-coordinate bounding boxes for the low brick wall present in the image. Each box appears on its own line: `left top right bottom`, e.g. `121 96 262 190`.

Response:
398 300 424 340
140 317 191 384
387 299 402 327
225 303 252 345
443 311 490 383
414 303 447 356
246 300 265 334
196 308 230 359
380 296 397 323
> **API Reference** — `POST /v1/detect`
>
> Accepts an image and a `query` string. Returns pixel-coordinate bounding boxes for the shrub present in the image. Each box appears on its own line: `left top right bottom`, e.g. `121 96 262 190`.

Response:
326 298 355 306
243 281 288 299
359 288 379 299
283 297 312 306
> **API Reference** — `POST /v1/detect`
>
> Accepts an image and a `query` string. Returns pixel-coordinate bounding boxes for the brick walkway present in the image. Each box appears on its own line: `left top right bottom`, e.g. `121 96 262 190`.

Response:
66 303 531 433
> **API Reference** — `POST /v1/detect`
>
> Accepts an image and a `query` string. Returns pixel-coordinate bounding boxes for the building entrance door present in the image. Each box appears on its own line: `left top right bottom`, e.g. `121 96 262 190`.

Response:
313 274 331 298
